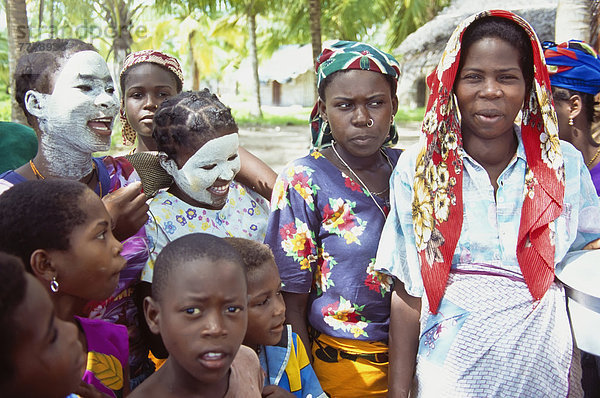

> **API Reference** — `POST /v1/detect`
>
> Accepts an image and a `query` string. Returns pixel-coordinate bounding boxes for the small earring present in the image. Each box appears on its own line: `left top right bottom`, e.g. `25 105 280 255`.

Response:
367 118 374 128
569 117 574 126
391 115 395 125
50 276 59 293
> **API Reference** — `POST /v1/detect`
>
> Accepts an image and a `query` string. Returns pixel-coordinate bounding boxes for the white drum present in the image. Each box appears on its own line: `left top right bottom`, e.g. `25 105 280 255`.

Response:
556 249 600 355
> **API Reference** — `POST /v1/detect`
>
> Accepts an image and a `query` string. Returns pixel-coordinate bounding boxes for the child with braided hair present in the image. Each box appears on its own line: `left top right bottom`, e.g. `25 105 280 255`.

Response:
118 50 277 200
141 89 270 282
136 90 270 361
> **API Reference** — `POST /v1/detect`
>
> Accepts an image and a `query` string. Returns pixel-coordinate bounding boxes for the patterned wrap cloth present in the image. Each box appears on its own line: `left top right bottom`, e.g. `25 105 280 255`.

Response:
310 40 401 149
544 40 600 95
415 9 564 313
119 50 184 146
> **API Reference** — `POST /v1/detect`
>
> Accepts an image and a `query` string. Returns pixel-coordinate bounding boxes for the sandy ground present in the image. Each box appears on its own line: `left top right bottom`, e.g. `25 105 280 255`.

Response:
239 121 422 174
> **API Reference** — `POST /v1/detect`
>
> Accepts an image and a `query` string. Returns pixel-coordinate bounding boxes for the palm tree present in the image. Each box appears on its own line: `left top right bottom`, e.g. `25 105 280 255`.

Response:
382 0 450 49
59 0 145 77
5 0 29 123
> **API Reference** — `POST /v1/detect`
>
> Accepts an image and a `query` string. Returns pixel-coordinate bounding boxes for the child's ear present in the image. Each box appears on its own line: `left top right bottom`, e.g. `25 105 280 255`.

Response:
158 152 178 176
24 90 47 119
144 296 161 335
30 249 56 284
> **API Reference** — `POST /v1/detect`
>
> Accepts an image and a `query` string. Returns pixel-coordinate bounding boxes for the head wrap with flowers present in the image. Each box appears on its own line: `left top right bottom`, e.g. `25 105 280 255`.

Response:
415 10 564 313
119 50 184 146
310 40 401 149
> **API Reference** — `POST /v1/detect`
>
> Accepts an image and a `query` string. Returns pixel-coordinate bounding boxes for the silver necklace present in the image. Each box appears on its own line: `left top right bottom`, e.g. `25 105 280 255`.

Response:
331 141 391 219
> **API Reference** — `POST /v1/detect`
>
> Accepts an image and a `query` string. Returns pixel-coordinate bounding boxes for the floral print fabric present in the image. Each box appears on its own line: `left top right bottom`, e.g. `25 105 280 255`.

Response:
375 132 600 396
142 181 269 282
265 149 400 342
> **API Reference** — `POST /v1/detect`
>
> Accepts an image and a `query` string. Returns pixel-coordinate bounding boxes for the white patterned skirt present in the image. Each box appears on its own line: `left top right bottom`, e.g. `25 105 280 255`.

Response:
412 262 582 398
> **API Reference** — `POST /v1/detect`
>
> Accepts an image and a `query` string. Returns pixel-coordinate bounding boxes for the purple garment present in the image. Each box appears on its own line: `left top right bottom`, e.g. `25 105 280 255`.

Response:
265 148 401 343
85 156 149 380
75 316 129 397
590 162 600 196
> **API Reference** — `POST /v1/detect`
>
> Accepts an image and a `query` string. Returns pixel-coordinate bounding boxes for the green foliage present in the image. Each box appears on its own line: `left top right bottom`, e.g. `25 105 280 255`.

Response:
382 0 451 49
0 33 8 93
0 91 11 121
396 106 425 122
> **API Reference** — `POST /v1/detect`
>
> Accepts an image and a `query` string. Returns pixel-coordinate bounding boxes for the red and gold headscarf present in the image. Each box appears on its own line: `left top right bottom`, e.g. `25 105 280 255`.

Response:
415 10 564 313
119 50 184 146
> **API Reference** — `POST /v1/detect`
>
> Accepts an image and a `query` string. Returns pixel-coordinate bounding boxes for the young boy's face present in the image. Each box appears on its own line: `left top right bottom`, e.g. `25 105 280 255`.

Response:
244 260 286 347
150 257 248 386
11 274 85 398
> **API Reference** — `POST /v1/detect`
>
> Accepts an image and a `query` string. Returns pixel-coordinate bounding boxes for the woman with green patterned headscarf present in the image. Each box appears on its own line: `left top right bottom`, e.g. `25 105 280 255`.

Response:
265 40 401 397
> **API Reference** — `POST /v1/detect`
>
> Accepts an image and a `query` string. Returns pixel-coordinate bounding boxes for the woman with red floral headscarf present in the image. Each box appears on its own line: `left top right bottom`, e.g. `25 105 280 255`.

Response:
375 10 600 397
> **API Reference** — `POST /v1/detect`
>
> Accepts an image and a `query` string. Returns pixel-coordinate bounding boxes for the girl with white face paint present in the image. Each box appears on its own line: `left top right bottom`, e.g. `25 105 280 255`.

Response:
3 39 149 243
119 50 277 201
139 89 270 300
3 39 152 391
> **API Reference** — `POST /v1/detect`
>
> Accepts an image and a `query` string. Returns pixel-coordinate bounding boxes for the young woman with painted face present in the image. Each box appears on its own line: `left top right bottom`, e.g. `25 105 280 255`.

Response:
133 90 270 362
264 41 402 397
118 50 277 200
376 11 600 397
141 89 270 279
3 39 148 240
4 38 152 390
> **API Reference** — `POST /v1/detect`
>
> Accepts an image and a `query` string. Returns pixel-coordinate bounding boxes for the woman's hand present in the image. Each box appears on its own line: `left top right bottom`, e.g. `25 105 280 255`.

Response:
102 181 149 241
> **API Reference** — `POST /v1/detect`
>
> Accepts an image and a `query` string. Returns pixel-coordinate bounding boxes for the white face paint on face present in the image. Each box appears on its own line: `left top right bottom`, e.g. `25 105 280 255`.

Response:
161 133 241 209
36 51 119 153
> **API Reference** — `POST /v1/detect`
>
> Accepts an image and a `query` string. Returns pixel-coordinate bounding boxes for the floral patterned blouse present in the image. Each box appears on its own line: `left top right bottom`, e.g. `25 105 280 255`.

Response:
376 127 600 296
265 149 401 342
142 181 270 282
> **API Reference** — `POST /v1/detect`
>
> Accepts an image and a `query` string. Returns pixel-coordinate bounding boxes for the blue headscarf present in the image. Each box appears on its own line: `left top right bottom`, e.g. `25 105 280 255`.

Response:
544 40 600 95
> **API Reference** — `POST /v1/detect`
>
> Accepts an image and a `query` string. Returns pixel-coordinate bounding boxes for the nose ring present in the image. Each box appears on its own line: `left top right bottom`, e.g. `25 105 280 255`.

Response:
366 118 374 128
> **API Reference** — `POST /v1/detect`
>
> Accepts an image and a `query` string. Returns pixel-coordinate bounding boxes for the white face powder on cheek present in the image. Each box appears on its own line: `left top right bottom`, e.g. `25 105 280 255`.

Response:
168 134 241 207
38 51 119 158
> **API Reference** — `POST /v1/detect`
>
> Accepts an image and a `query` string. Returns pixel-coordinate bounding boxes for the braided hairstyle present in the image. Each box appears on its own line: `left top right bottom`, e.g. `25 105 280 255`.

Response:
152 89 238 161
14 38 97 129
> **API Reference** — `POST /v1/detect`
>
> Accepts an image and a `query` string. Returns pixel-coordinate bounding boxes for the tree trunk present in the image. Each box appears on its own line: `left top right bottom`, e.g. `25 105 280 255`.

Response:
308 0 321 101
555 0 591 42
6 0 29 124
248 7 262 117
110 0 134 81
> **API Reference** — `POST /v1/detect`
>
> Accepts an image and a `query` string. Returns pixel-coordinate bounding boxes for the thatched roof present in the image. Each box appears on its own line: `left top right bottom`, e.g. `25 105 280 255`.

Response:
395 0 558 107
397 0 558 59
